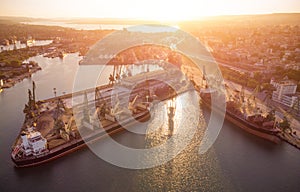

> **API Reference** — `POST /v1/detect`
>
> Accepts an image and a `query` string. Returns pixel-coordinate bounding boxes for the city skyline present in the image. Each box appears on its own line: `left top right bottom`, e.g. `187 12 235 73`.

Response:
0 0 300 21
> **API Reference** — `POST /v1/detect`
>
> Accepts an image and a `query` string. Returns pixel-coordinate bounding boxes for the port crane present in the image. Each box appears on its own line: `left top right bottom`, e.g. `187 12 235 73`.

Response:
128 95 139 113
224 80 243 104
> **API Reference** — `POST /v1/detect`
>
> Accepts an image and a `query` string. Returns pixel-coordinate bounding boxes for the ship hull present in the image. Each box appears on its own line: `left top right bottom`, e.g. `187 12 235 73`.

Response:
12 110 150 167
200 97 281 144
11 69 194 167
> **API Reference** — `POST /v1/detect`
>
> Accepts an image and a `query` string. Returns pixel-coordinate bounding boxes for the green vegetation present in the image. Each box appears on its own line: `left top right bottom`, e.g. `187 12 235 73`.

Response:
220 65 300 91
285 69 300 82
0 48 38 67
266 110 276 121
0 21 114 88
279 117 291 133
220 66 257 88
0 21 112 45
273 66 300 91
0 22 66 41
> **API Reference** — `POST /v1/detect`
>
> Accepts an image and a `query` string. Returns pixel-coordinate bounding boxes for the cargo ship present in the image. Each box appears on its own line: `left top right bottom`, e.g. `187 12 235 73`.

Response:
200 88 281 143
197 67 281 143
11 68 193 167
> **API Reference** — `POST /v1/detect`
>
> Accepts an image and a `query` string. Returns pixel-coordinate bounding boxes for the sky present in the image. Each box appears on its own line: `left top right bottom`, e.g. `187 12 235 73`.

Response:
0 0 300 20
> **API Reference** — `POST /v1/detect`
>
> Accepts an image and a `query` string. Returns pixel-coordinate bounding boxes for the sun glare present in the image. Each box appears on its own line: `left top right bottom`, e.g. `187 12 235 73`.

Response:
80 0 203 21
0 0 299 20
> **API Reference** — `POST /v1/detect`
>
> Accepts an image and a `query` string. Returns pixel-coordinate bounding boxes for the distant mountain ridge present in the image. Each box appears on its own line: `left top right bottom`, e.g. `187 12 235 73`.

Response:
0 13 299 25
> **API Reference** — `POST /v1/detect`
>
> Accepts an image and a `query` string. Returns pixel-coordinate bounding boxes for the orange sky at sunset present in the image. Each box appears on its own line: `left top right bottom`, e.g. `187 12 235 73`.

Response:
0 0 299 20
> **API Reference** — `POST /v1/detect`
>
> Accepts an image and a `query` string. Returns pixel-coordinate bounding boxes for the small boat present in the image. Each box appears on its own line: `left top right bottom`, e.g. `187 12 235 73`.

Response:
26 39 35 47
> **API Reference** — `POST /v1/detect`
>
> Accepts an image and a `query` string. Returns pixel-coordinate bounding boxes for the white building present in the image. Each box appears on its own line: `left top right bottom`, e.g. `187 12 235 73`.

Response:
21 128 47 156
271 78 298 108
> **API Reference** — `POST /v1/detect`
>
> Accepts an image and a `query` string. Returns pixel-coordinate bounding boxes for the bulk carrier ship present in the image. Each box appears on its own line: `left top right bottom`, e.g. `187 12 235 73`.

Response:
198 67 281 143
200 88 281 143
11 68 194 167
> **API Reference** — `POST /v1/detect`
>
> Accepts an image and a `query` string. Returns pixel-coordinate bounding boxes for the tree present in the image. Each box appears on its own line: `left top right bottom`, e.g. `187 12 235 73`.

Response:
286 69 300 82
262 83 276 92
266 110 275 121
247 79 258 88
10 59 21 67
274 66 284 76
279 117 291 133
253 72 262 82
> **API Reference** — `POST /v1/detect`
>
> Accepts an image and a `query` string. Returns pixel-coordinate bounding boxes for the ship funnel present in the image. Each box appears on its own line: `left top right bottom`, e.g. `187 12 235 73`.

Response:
21 132 29 149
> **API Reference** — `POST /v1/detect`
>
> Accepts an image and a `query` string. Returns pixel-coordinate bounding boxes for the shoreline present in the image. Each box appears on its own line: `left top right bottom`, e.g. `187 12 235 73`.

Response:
1 65 41 89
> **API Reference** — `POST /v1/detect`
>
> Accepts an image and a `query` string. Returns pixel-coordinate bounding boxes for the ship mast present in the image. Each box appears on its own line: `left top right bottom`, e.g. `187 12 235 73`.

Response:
167 98 176 136
202 65 208 89
82 91 90 124
32 81 36 105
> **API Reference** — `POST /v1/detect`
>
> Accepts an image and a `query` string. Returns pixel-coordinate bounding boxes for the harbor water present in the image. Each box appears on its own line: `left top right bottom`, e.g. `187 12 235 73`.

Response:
0 53 299 192
21 22 131 31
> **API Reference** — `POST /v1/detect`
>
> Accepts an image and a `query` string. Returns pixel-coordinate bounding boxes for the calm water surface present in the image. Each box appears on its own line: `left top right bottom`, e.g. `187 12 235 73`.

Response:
21 21 131 30
0 53 299 192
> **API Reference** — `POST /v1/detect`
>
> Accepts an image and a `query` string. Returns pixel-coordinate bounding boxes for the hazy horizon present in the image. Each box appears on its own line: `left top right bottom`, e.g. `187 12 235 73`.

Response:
1 0 300 21
0 12 300 20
